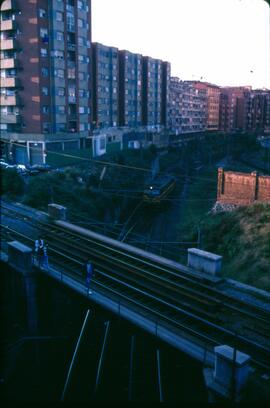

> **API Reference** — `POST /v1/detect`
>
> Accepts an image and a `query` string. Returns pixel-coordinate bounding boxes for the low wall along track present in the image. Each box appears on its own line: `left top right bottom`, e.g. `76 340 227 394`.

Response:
1 200 270 375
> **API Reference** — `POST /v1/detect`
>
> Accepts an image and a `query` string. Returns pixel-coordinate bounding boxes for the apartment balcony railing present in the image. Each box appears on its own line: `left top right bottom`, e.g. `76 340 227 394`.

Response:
0 19 17 31
1 0 17 11
0 113 21 124
67 60 76 69
0 38 17 50
67 42 76 51
0 58 18 69
0 94 21 106
68 95 76 103
0 20 17 31
67 24 75 33
0 77 20 88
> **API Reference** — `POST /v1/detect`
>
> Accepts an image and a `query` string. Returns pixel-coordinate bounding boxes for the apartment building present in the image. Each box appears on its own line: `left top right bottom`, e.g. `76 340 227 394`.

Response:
245 89 270 134
190 81 220 131
118 49 143 127
219 86 251 133
142 56 171 129
169 78 207 134
91 42 118 128
92 44 171 131
0 0 91 165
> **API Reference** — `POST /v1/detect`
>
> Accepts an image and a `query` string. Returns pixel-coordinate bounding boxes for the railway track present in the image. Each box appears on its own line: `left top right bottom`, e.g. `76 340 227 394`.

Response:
1 202 270 371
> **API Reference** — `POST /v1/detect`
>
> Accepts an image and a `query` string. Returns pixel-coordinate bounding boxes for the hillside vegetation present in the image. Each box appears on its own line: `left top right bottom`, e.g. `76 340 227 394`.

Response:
201 204 270 290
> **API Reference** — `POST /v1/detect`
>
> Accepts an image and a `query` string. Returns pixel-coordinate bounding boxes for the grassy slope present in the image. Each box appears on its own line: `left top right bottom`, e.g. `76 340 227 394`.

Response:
177 165 270 291
202 204 270 290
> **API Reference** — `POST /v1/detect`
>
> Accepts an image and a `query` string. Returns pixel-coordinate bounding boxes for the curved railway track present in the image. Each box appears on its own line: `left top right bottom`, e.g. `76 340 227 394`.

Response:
1 202 270 371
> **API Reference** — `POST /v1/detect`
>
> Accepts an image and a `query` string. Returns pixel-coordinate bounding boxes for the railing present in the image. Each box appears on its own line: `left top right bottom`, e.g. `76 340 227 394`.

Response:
0 94 20 106
0 19 16 31
0 38 17 50
0 113 21 124
0 77 20 88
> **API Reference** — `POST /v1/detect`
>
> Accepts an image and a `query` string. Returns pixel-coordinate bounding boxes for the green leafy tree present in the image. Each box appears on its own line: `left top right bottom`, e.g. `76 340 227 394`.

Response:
1 168 25 198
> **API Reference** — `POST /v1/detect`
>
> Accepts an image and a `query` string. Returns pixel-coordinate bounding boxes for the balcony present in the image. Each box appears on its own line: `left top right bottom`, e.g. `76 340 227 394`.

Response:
0 38 17 50
67 23 75 33
0 58 18 69
68 95 76 103
0 77 20 87
0 113 21 124
0 94 21 106
67 42 76 51
1 0 16 11
0 19 17 31
68 112 77 120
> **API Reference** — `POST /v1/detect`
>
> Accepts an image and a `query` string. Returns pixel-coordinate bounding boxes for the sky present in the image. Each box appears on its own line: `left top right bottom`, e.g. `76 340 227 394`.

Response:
92 0 270 89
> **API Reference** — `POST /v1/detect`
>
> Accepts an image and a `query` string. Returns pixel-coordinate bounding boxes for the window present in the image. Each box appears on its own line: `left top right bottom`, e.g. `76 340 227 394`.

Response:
41 86 48 96
41 67 48 77
42 122 50 133
40 48 47 57
78 72 85 80
79 106 85 114
39 8 46 18
68 69 75 79
56 69 64 78
78 90 85 98
78 55 84 63
77 18 83 28
42 105 49 114
57 106 65 114
58 87 65 96
56 31 64 42
56 11 63 22
79 123 86 131
52 50 64 59
40 28 48 38
77 1 84 10
78 37 84 47
56 123 66 132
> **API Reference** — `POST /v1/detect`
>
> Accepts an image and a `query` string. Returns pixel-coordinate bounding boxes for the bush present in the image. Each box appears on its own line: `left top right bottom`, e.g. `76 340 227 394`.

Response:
23 176 51 209
1 168 25 198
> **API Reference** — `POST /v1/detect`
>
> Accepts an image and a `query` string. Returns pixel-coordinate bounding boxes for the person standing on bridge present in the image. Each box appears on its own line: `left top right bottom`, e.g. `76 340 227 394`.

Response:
34 236 44 267
41 243 49 270
85 259 94 295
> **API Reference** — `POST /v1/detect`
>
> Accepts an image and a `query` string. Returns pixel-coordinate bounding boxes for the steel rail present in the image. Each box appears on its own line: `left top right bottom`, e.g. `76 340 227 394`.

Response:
1 208 270 329
1 223 270 371
1 208 270 327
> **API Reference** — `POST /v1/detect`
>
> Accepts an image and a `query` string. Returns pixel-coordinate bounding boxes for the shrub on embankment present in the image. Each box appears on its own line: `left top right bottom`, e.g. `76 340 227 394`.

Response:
200 203 270 290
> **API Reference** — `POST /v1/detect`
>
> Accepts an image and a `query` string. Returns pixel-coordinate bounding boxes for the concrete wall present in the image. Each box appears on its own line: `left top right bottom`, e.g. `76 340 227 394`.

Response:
217 168 270 205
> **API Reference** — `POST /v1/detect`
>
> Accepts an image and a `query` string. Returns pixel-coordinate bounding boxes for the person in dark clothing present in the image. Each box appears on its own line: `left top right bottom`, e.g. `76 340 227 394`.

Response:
34 236 44 266
85 259 94 294
41 244 49 270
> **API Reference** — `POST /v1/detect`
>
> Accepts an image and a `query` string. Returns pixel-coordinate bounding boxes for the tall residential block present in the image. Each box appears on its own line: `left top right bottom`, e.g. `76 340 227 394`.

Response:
190 81 220 131
169 78 207 134
218 86 251 133
0 0 92 165
91 42 118 128
91 43 171 131
118 49 143 127
141 57 171 129
245 89 270 134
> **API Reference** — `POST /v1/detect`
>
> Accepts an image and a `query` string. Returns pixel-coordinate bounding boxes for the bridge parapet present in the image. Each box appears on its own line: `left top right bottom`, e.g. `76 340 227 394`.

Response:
187 248 222 276
48 203 67 220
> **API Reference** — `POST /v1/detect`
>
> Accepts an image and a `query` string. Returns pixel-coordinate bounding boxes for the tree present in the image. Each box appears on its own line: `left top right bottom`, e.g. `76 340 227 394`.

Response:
1 168 25 198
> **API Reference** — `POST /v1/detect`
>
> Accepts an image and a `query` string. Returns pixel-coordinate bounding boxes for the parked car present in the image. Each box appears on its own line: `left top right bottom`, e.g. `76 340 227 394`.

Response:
29 164 52 172
15 164 30 175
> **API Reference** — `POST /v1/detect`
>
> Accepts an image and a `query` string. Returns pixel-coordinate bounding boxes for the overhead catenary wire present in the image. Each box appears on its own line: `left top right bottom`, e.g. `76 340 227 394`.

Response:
2 140 267 194
1 139 225 184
